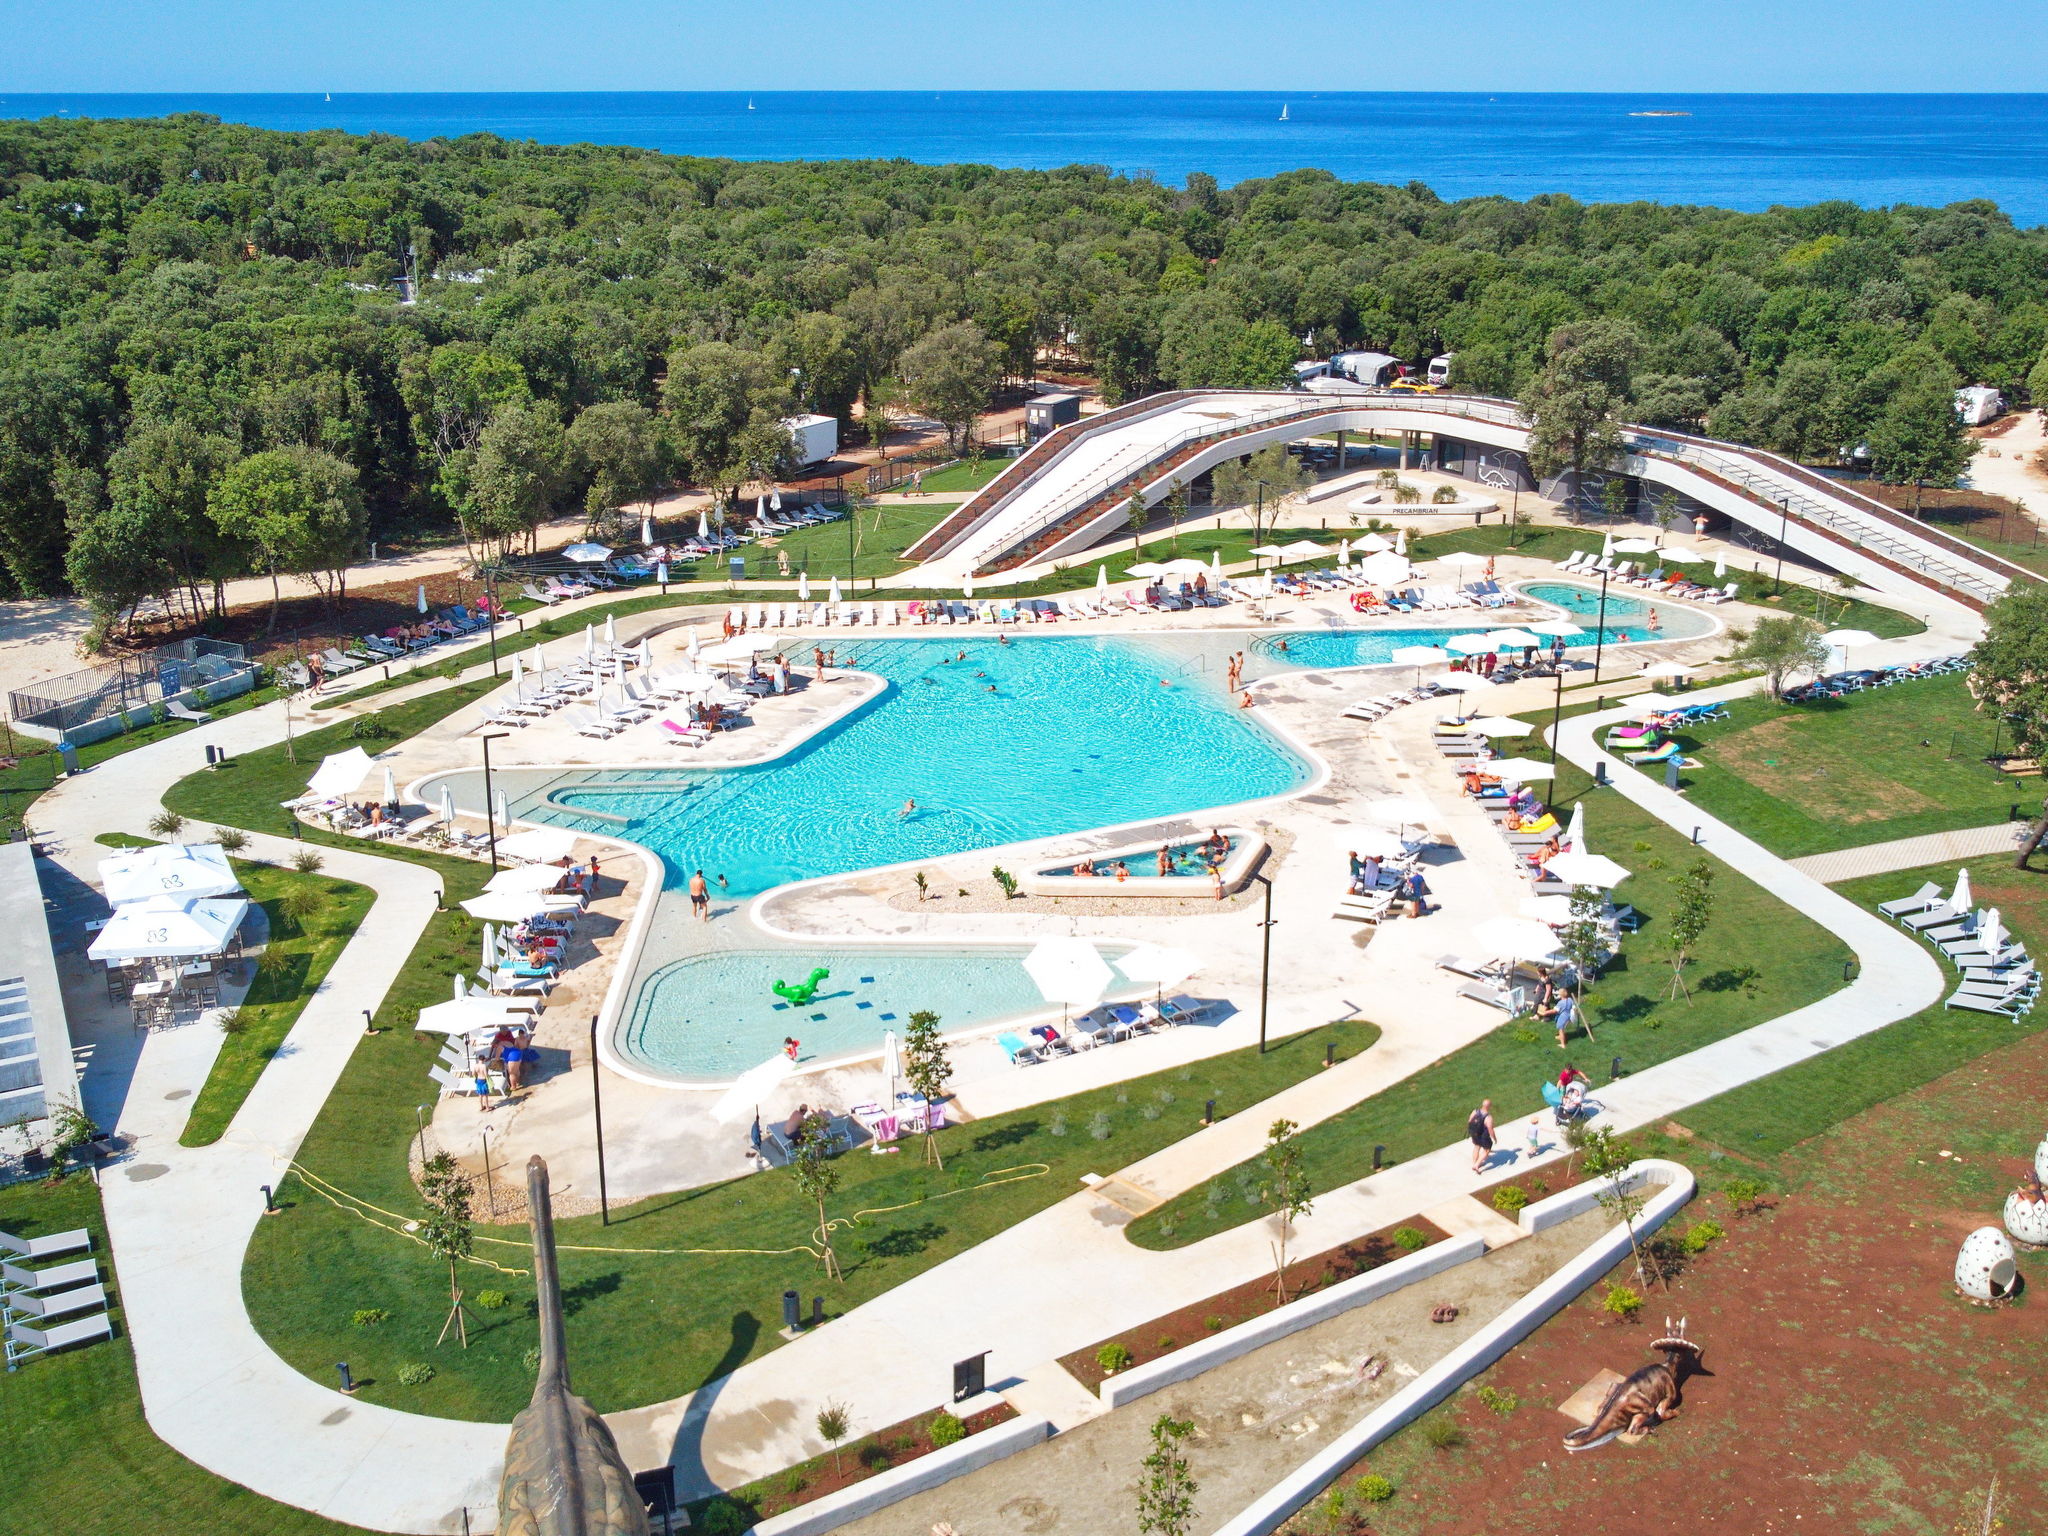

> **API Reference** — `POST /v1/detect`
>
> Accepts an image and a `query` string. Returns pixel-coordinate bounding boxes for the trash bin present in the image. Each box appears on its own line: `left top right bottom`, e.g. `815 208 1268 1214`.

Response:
728 557 746 583
57 742 80 776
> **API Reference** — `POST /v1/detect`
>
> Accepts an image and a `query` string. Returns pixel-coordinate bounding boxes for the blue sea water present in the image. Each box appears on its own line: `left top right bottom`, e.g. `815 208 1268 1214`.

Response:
5 91 2048 224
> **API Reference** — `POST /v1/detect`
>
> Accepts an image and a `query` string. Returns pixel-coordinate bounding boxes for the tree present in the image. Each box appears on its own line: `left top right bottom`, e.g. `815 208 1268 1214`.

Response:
1259 1118 1314 1306
1557 884 1606 1039
790 1109 844 1281
1126 493 1148 552
419 1151 476 1347
208 446 367 629
1969 582 2048 867
1579 1126 1660 1288
774 311 864 428
900 1009 953 1168
1211 445 1308 541
1135 1414 1199 1536
1663 857 1716 1000
663 341 793 504
898 322 1001 452
815 1402 850 1476
1868 375 1971 513
1520 319 1641 490
467 403 569 556
1728 615 1830 698
566 400 667 538
1163 477 1189 548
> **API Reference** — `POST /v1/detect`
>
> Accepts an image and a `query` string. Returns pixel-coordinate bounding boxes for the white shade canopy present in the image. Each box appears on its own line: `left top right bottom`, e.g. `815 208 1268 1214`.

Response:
460 890 582 923
1657 547 1705 563
486 863 568 895
1472 916 1565 963
415 996 526 1036
99 842 241 906
1350 533 1394 553
1520 894 1578 924
1486 757 1557 782
562 542 612 563
1389 644 1451 667
1484 628 1542 648
1546 851 1633 887
1611 537 1661 554
1022 937 1114 1008
1249 544 1288 558
1527 620 1586 638
1429 673 1497 694
700 637 779 662
1445 633 1496 655
1462 716 1533 737
495 827 580 863
1125 562 1169 578
1358 552 1413 585
1345 827 1414 857
1822 629 1879 648
1639 661 1692 679
1435 550 1490 568
1114 943 1203 991
711 1053 796 1123
1158 558 1210 575
1363 795 1435 828
1619 692 1689 715
306 747 374 799
88 894 248 962
1277 540 1326 562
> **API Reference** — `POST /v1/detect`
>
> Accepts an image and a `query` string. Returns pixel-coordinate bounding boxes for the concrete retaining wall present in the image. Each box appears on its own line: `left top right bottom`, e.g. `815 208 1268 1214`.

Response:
1100 1232 1486 1410
747 1414 1053 1536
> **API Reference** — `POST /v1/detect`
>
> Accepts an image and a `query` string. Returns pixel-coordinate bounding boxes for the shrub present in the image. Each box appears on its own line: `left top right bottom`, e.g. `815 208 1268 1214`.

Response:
278 886 325 930
349 1308 389 1328
1048 1111 1068 1137
1392 1226 1428 1252
991 865 1017 899
1432 483 1459 504
857 1441 892 1470
1088 1111 1112 1140
1354 1473 1397 1503
1681 1219 1725 1254
1491 1185 1529 1215
522 1346 541 1373
1421 1413 1464 1449
1096 1342 1132 1373
214 1008 245 1036
290 849 325 874
396 1362 435 1387
1476 1385 1519 1416
927 1411 966 1447
148 811 186 840
698 1497 751 1536
1722 1174 1768 1215
474 1289 509 1310
1141 1103 1162 1121
1603 1284 1644 1321
1204 1315 1226 1332
214 828 250 854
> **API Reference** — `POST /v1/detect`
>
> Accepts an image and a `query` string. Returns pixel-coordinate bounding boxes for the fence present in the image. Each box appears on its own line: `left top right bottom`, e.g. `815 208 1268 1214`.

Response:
8 638 256 746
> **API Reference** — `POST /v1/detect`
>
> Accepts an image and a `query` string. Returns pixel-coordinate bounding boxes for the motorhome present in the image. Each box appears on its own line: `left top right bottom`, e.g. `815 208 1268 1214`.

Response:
1329 351 1402 388
1955 385 2005 427
1427 353 1455 388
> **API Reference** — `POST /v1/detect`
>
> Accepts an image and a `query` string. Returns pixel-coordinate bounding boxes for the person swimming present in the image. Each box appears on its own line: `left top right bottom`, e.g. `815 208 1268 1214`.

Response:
900 798 917 819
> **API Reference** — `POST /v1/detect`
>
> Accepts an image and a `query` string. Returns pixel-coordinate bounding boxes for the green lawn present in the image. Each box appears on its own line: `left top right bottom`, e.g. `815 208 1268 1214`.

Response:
243 1020 1378 1421
1125 779 1853 1249
0 1177 364 1536
180 861 376 1147
1681 854 2048 1159
900 458 1012 494
1637 673 2025 858
757 502 961 580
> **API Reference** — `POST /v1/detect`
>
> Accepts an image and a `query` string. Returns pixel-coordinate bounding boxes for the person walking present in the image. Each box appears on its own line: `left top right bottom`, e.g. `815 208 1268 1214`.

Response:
688 869 711 921
1467 1098 1496 1173
1552 990 1579 1049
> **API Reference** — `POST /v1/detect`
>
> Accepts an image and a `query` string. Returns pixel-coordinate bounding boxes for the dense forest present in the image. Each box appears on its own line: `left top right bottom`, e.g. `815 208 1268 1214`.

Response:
2 113 2045 621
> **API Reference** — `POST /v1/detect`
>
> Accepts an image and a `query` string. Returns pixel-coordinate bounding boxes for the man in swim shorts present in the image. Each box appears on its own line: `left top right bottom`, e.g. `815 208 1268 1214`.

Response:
689 869 710 920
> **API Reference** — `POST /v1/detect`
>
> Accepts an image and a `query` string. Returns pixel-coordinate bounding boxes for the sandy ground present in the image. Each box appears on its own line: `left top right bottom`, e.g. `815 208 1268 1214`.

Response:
1966 409 2048 519
0 596 94 703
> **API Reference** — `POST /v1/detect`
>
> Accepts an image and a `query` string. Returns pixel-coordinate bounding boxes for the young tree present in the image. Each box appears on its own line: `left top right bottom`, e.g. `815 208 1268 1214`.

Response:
1520 319 1641 491
1579 1126 1661 1288
1968 581 2048 867
815 1401 850 1477
1259 1118 1314 1306
1558 884 1608 1006
1135 1414 1199 1536
1868 375 1971 513
790 1110 844 1281
208 446 367 630
1164 477 1189 548
566 400 667 538
900 1009 953 1168
1727 615 1831 698
898 321 1001 452
419 1151 477 1347
1663 857 1716 1000
1212 445 1307 541
1126 492 1148 552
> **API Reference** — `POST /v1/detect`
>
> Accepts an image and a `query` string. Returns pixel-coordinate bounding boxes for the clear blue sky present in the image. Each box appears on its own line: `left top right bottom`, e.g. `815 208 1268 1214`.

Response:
1 0 2039 93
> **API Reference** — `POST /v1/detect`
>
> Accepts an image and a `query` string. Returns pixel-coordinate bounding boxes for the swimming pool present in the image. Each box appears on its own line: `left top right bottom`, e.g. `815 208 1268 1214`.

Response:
1518 582 1714 641
1038 834 1242 880
623 943 1139 1081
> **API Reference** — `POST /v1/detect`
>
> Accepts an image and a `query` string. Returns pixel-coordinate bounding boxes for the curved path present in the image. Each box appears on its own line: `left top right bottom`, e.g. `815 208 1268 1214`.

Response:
30 604 1961 1531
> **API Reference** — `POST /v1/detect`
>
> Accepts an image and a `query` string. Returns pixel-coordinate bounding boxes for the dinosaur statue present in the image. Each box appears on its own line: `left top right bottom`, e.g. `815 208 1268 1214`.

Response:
772 967 831 1005
1562 1317 1705 1453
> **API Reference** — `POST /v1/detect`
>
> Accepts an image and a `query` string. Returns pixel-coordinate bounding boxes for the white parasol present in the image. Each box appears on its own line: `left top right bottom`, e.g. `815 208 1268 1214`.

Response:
88 894 248 962
1022 937 1114 1016
306 747 374 799
1951 866 1973 914
1562 801 1586 853
1358 552 1412 586
563 543 612 564
99 843 241 906
712 1052 797 1124
495 827 579 863
1114 943 1203 997
1485 757 1557 782
1545 851 1633 887
1471 916 1566 963
1461 716 1533 737
1484 629 1543 648
1445 633 1496 655
1364 795 1434 828
1390 644 1451 668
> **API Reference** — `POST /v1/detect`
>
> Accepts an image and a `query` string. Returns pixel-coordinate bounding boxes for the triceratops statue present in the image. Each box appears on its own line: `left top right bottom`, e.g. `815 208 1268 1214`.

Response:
1562 1316 1705 1452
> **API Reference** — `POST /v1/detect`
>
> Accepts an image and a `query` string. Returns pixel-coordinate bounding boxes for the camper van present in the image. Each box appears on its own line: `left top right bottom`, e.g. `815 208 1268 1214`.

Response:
1427 353 1455 388
1329 351 1402 389
1955 385 2005 427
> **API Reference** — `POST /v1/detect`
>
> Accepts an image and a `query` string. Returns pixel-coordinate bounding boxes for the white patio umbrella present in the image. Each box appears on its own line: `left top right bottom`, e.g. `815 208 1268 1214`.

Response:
1462 716 1533 737
1979 907 2005 957
1278 540 1326 563
771 490 783 512
453 973 467 1003
1097 565 1110 593
487 863 564 895
496 827 580 863
1823 628 1879 669
1639 661 1692 680
439 784 456 826
563 542 612 563
604 613 618 650
1546 851 1633 887
415 996 523 1039
1114 943 1203 998
1126 562 1169 578
381 765 397 805
1472 916 1566 964
1390 644 1451 668
583 624 596 661
460 890 581 922
1394 529 1408 556
1951 866 1973 914
1520 894 1578 925
1436 551 1490 570
492 790 511 833
509 653 525 699
1351 533 1394 554
306 747 375 799
1358 552 1411 586
1159 558 1210 576
1562 801 1586 853
829 575 843 606
1600 531 1615 558
1022 937 1114 1020
697 510 710 540
417 583 429 614
1486 757 1557 783
481 923 499 971
641 513 654 546
1429 673 1498 695
879 1028 901 1092
1659 547 1705 563
701 637 776 663
88 894 249 962
1345 826 1413 858
1364 795 1435 829
712 1052 797 1124
1613 537 1660 554
1336 544 1351 567
963 579 975 601
1445 634 1496 655
756 494 766 522
1249 544 1288 561
1620 692 1689 715
1527 620 1585 638
1209 549 1223 573
1484 629 1543 648
99 843 242 906
533 636 548 672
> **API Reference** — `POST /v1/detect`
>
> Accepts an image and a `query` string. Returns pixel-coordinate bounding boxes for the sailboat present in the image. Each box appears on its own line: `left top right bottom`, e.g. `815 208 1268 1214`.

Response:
747 97 755 111
325 93 332 101
1278 102 1290 121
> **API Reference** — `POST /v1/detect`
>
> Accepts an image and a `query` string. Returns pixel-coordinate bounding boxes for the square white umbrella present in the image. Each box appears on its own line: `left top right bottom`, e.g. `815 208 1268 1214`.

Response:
1023 937 1114 1011
1484 629 1542 648
1545 851 1633 887
1390 644 1451 668
563 543 612 563
1436 550 1490 569
1359 552 1412 586
1471 916 1566 963
1527 620 1585 638
1344 827 1413 857
1114 944 1203 994
1364 795 1435 828
1485 757 1557 782
1461 716 1532 737
712 1053 796 1124
1445 634 1496 655
461 890 581 922
1612 537 1661 554
495 827 580 863
89 894 249 961
1519 894 1578 924
487 864 566 895
1278 540 1326 563
1429 673 1497 695
99 842 241 906
1351 533 1394 554
306 747 374 799
1126 562 1169 579
414 996 525 1036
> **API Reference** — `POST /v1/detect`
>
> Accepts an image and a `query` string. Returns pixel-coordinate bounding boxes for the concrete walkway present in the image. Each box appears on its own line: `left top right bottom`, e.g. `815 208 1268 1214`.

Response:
1789 821 2024 884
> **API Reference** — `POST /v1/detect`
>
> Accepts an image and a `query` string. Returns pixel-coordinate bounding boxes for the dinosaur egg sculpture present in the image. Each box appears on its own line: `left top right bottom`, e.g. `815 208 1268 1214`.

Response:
1955 1226 2019 1300
2034 1136 2048 1184
2006 1186 2048 1247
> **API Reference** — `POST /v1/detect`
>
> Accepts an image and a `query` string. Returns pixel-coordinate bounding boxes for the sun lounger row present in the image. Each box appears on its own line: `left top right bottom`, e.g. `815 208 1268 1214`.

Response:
997 995 1211 1063
2 1227 111 1371
1342 682 1447 723
1783 656 1972 703
1553 551 1737 603
1882 882 2036 1015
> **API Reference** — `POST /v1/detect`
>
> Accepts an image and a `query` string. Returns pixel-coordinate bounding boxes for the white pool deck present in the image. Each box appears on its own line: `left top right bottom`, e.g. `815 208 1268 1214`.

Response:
20 545 1981 1532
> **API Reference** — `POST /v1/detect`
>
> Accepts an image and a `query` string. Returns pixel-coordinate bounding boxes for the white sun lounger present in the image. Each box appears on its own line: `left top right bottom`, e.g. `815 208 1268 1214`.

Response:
6 1310 112 1369
0 1228 90 1262
1877 883 1943 920
1 1258 97 1295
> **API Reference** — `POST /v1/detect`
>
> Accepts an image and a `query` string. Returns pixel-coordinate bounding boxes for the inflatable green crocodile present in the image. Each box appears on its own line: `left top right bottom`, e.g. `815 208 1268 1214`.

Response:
772 967 831 1005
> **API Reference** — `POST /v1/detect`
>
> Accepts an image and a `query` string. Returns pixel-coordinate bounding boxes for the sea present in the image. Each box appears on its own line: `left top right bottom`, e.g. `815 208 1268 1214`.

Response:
5 92 2048 225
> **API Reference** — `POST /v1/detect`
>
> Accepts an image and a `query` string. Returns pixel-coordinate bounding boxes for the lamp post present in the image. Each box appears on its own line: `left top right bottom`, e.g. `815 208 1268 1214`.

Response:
588 1013 611 1225
1773 496 1790 596
1249 872 1276 1054
1549 660 1567 766
1589 563 1614 685
479 1123 496 1220
479 731 510 872
484 571 502 679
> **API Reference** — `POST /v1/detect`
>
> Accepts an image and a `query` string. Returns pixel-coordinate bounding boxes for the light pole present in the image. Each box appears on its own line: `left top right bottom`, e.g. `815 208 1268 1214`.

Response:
1590 564 1613 686
484 571 502 679
479 1123 496 1219
479 731 510 871
588 1014 611 1225
1773 497 1790 596
1249 873 1276 1054
1549 660 1567 766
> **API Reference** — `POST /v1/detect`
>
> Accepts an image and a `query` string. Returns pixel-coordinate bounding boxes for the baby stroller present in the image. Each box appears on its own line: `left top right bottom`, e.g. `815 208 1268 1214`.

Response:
1542 1078 1601 1126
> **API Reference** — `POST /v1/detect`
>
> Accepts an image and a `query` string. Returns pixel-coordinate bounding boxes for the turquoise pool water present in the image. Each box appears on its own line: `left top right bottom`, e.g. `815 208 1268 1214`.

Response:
517 635 1313 896
624 943 1138 1081
1518 582 1714 640
1037 835 1241 880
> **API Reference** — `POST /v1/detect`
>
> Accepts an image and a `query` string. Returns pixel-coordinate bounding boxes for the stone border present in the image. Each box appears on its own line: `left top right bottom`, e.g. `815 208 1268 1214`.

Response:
747 1413 1054 1536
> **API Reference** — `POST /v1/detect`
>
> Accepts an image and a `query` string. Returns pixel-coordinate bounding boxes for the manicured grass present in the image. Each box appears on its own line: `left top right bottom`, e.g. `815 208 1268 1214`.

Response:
1681 854 2048 1159
758 501 961 580
180 861 376 1147
244 1020 1379 1421
1125 783 1853 1249
1640 673 2027 857
0 1176 362 1536
899 457 1011 494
